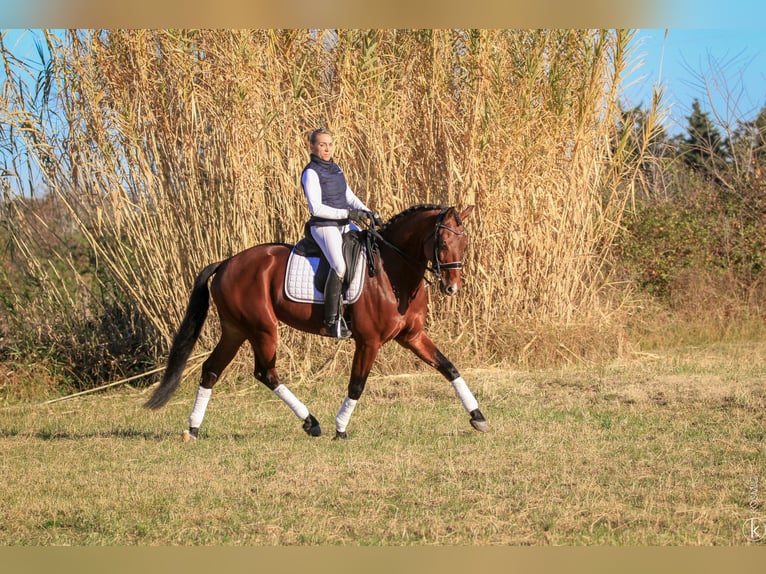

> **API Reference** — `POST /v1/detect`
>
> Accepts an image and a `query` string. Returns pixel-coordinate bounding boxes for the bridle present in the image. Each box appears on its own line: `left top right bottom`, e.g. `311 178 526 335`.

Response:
430 209 465 276
368 208 466 285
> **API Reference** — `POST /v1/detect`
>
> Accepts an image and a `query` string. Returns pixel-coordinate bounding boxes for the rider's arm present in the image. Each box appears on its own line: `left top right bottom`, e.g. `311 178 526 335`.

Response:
345 185 370 212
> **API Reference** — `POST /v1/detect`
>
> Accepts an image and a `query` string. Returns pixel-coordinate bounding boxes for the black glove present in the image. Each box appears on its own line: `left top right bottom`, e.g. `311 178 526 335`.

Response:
371 212 384 228
348 209 370 224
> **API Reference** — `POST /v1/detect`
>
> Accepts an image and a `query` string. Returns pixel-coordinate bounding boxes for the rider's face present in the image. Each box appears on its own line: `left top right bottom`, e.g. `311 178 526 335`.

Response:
311 133 334 161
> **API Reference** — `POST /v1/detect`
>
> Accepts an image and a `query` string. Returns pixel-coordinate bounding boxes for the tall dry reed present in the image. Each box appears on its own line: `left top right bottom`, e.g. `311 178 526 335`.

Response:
1 30 655 381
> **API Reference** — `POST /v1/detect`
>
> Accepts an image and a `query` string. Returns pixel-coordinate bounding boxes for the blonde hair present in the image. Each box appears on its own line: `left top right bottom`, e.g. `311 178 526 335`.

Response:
309 128 333 145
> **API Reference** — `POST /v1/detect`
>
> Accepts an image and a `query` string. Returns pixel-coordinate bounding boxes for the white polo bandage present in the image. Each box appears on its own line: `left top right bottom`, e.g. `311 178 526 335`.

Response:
189 385 212 428
450 377 479 413
335 396 358 432
273 384 310 420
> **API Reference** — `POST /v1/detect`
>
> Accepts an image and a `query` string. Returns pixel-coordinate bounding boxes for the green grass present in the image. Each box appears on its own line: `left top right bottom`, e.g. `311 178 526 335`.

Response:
1 341 766 545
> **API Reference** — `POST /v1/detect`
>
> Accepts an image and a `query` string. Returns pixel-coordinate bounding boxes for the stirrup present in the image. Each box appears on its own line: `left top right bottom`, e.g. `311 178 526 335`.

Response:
325 316 352 339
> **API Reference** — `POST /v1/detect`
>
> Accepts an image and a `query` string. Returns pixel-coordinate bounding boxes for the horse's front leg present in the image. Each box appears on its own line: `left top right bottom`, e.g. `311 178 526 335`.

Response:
334 341 380 440
396 330 488 432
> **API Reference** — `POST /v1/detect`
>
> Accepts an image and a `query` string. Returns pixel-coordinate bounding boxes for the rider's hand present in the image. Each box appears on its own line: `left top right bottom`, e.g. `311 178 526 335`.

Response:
348 209 370 224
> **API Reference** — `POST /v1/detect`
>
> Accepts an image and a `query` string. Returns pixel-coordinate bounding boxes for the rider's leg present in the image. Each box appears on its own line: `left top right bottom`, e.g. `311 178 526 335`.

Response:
310 225 351 339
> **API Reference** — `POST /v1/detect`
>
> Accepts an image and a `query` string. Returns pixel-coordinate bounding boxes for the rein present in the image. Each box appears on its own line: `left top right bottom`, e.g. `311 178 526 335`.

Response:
367 209 465 285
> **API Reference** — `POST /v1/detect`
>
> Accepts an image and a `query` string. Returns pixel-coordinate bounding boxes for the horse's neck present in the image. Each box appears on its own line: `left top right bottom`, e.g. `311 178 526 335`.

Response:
377 214 435 292
380 217 431 262
382 211 438 252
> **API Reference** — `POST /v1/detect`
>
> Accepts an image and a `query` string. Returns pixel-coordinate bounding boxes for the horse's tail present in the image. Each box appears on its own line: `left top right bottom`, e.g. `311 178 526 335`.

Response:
144 261 222 410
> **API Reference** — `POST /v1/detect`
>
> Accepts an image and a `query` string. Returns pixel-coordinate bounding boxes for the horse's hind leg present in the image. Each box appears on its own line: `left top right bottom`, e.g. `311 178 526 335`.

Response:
184 327 245 441
250 333 322 437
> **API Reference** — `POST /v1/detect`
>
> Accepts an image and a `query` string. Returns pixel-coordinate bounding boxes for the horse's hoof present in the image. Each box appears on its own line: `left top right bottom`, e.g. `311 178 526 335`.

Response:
303 414 322 437
469 409 489 433
182 428 199 442
470 419 489 432
333 430 348 440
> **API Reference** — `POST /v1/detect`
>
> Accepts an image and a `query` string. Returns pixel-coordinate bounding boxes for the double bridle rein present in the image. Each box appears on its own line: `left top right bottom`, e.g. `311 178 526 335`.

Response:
367 208 466 284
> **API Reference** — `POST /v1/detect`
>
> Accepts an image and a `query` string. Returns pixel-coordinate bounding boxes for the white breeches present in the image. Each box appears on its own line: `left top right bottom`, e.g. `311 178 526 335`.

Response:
310 224 347 278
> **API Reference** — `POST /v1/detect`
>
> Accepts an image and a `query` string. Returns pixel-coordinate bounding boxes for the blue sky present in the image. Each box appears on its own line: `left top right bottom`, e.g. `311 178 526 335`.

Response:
623 29 766 135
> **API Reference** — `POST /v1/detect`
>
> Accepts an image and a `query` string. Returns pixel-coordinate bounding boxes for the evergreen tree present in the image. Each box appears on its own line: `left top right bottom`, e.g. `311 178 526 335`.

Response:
679 98 729 180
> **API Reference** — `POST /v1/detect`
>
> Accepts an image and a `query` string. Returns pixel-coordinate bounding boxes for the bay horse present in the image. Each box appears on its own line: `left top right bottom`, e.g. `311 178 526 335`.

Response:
144 204 488 440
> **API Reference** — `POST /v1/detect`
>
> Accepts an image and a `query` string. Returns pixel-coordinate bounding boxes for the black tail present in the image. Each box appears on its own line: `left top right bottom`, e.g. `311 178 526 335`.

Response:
144 262 222 410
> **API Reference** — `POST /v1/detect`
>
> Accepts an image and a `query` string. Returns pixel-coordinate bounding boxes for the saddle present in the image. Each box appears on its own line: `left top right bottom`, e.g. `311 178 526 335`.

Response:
284 227 368 304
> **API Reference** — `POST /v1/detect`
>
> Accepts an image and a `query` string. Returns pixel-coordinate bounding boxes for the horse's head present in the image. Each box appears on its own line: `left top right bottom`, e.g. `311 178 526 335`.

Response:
428 205 474 296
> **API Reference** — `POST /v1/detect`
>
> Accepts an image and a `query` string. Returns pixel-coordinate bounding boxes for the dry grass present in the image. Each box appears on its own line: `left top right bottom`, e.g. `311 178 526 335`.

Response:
1 340 764 545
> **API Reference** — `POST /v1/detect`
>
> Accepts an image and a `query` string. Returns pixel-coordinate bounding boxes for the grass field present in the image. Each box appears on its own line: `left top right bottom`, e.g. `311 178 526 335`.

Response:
1 340 765 546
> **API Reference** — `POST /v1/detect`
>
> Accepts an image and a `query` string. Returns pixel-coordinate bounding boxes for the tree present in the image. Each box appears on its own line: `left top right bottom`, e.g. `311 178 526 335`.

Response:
729 102 766 183
679 98 729 181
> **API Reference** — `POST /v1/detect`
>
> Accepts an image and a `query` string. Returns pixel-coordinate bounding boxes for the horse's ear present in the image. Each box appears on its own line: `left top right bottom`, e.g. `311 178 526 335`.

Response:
459 205 475 221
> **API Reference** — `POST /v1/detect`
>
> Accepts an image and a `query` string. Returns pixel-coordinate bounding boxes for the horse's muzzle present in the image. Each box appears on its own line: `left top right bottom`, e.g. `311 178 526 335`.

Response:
441 282 460 296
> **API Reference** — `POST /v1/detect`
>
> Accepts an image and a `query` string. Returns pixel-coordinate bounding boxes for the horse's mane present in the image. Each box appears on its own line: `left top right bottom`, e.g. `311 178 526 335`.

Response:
382 203 446 230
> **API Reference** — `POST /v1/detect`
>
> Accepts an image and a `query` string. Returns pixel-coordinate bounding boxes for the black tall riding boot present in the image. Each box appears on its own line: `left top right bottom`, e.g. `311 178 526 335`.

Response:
323 272 351 339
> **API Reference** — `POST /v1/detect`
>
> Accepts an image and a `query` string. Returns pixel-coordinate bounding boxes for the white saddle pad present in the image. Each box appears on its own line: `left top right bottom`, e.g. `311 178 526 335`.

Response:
284 248 366 304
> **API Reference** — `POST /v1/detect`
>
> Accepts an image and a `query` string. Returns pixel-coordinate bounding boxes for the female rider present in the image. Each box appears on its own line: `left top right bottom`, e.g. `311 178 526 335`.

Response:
301 128 381 338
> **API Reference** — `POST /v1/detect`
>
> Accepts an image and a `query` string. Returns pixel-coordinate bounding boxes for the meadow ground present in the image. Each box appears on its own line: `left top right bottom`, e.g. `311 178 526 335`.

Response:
1 339 765 546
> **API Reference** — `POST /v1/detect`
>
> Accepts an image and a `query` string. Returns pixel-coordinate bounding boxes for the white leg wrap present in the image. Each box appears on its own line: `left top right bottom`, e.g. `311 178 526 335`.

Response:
273 384 310 420
451 377 479 413
335 396 358 433
189 386 212 429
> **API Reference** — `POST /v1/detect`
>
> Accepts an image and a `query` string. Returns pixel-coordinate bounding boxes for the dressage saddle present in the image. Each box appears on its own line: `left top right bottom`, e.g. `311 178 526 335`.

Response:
293 225 366 293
